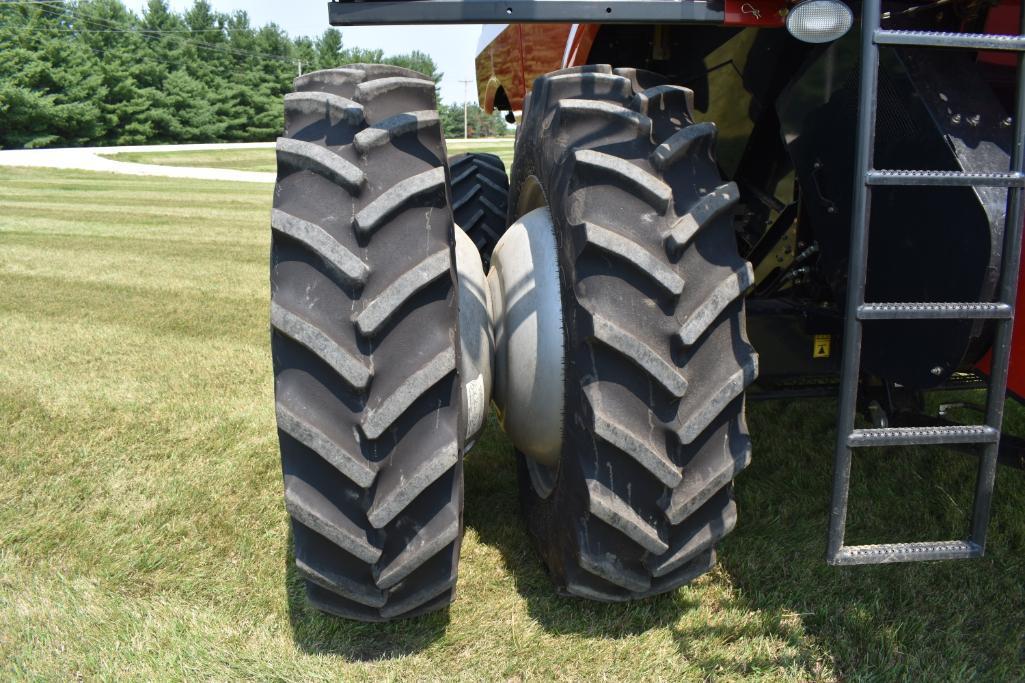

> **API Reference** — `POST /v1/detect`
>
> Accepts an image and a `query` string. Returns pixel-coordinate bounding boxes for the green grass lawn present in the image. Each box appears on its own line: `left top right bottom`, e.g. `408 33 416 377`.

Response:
445 138 515 169
105 138 515 175
103 147 278 173
1 165 1023 680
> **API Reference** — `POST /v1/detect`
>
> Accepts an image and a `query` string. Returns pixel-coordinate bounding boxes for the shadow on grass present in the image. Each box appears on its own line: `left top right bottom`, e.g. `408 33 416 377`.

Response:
715 396 1025 678
463 419 821 675
465 398 1025 676
281 397 1025 673
283 529 450 661
463 417 699 640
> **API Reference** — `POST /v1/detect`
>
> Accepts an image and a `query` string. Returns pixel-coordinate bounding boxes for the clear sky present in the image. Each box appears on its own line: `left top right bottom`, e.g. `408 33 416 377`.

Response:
119 0 484 104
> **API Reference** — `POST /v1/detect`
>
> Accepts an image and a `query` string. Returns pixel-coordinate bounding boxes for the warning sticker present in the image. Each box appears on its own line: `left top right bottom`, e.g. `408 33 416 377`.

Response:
813 334 831 359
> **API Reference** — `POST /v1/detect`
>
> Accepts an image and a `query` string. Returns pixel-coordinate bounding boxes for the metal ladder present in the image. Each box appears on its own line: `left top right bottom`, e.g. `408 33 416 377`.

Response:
827 1 1025 565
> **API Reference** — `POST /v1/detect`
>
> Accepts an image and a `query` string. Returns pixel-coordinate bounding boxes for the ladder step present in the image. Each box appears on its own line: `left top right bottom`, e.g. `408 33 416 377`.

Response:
875 29 1025 51
867 170 1025 187
857 302 1013 320
830 540 982 566
848 425 1000 447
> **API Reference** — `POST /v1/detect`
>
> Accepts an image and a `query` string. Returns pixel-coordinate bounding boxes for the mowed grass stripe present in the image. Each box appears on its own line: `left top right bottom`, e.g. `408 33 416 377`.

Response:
105 148 278 173
1 165 1023 680
0 322 269 430
446 139 516 164
0 276 265 344
0 180 270 199
2 217 267 245
1 193 268 212
0 166 272 191
2 239 265 292
0 380 280 607
1 231 264 264
1 201 272 226
0 168 270 248
97 139 518 175
0 177 269 200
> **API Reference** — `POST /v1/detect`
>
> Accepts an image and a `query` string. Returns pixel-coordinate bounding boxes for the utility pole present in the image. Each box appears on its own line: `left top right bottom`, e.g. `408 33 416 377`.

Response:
459 79 473 140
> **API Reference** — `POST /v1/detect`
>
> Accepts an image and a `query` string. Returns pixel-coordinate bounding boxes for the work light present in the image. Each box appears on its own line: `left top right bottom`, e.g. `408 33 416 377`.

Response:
786 0 854 43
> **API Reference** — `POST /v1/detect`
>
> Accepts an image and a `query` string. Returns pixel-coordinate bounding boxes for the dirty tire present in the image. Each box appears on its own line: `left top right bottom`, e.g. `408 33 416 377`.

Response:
507 65 758 600
271 64 464 621
449 152 509 266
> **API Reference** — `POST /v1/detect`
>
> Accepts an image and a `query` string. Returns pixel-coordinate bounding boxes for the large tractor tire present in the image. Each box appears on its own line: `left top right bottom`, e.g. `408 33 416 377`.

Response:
270 64 467 621
491 65 758 600
448 152 510 267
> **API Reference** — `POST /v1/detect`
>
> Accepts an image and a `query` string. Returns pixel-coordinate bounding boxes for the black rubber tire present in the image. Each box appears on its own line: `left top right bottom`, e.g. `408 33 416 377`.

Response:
448 152 509 267
270 64 465 621
507 65 758 600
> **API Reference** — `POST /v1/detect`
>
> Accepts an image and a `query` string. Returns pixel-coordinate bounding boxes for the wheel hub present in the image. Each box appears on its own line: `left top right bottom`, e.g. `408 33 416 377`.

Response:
486 206 566 468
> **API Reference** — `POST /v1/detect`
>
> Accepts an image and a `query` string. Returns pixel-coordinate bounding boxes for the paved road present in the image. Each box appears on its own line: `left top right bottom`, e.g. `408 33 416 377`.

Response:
0 142 276 183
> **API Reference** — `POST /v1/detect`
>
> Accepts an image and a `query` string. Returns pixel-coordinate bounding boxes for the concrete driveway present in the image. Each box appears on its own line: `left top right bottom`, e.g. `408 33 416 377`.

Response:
0 142 275 183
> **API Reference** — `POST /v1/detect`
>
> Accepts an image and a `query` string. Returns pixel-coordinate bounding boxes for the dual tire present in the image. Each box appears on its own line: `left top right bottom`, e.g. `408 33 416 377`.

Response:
270 63 756 620
504 65 758 599
449 152 509 266
270 64 465 621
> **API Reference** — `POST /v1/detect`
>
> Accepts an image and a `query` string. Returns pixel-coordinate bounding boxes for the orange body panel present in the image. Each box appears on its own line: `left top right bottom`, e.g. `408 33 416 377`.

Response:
564 24 601 69
475 24 572 112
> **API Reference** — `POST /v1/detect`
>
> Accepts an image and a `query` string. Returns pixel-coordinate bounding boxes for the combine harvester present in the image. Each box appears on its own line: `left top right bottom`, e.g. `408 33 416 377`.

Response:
269 0 1025 620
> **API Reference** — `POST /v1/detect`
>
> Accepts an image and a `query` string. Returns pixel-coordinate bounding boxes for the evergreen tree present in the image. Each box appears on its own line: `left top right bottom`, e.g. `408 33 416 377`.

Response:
0 0 451 149
315 28 343 71
439 102 511 139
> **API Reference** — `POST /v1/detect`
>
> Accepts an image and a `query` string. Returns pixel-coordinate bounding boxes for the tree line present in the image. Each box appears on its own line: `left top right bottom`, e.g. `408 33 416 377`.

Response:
0 0 509 148
439 102 511 139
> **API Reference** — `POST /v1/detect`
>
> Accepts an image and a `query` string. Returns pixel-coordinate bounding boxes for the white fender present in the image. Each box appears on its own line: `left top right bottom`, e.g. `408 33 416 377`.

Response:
454 227 495 447
486 207 565 468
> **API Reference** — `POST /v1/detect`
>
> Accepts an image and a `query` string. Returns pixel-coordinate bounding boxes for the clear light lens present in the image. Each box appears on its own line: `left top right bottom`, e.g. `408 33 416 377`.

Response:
786 0 854 43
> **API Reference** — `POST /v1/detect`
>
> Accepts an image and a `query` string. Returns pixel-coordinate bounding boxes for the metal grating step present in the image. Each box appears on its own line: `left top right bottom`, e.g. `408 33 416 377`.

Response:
857 302 1013 320
830 540 982 566
874 29 1025 51
848 425 1000 447
867 170 1025 187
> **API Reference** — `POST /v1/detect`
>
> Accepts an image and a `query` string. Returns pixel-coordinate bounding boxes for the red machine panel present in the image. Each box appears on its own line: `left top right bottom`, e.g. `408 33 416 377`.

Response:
977 241 1025 401
723 0 786 26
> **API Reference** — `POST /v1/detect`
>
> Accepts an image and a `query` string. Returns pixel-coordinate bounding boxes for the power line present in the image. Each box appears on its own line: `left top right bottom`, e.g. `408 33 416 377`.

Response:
458 79 473 140
15 25 280 33
18 25 290 38
22 1 297 64
1 1 289 33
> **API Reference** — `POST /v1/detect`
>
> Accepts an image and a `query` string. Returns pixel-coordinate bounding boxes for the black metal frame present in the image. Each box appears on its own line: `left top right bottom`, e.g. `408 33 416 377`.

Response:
826 1 1025 565
328 0 724 25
